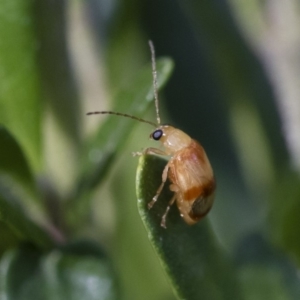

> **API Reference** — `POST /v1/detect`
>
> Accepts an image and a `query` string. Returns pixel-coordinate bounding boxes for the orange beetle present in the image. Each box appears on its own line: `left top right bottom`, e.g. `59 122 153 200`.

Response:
88 41 215 228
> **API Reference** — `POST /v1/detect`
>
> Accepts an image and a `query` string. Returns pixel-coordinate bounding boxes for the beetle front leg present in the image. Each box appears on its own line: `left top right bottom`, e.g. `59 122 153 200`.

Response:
132 147 168 157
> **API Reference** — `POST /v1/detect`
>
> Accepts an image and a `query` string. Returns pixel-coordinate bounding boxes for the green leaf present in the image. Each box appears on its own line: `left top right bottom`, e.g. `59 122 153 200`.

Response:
235 233 300 300
136 155 242 300
0 245 44 299
181 0 288 168
269 172 300 264
0 222 20 255
67 57 174 227
35 2 81 192
0 126 50 251
0 126 37 199
0 241 119 300
35 1 81 148
0 0 42 172
0 189 53 250
238 267 294 300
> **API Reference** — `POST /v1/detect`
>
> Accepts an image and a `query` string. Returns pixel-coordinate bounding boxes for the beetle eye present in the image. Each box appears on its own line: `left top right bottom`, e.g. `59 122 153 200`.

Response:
152 129 163 141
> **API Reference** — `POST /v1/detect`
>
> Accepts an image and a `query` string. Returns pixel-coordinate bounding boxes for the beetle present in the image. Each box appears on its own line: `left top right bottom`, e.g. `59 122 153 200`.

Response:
87 41 215 228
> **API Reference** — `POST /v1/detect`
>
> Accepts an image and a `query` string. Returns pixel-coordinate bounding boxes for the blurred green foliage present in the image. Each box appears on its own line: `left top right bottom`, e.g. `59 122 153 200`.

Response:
1 0 300 299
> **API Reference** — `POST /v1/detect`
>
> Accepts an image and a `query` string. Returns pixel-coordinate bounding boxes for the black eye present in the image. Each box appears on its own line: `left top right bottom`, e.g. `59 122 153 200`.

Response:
152 129 163 141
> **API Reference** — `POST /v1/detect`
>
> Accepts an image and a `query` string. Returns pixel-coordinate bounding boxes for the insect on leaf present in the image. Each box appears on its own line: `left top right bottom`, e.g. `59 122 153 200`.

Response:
136 155 242 300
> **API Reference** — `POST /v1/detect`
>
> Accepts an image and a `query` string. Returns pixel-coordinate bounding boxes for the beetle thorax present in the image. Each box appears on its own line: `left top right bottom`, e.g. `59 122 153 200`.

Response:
159 125 191 154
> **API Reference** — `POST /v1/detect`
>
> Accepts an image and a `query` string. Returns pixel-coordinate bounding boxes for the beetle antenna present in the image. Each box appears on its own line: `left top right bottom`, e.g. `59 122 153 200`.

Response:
86 111 157 127
148 40 161 125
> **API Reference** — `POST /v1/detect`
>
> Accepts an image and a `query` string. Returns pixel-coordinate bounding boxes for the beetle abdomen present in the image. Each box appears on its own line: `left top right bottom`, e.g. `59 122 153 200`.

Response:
189 192 215 221
183 186 202 201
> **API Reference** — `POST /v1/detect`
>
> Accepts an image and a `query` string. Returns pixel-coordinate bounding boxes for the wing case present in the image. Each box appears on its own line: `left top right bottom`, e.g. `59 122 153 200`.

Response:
168 140 215 224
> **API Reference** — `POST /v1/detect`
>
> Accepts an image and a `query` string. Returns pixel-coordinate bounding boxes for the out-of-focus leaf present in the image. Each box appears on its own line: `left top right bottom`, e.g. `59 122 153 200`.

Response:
35 1 81 147
235 233 300 300
0 126 37 199
0 126 49 248
136 155 242 300
180 0 288 168
0 0 42 172
0 245 44 299
0 188 53 251
106 10 147 92
269 172 300 265
42 241 119 300
0 222 20 255
67 58 174 227
0 241 119 300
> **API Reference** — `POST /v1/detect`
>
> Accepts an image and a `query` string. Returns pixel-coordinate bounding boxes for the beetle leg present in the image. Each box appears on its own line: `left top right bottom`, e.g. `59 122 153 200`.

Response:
161 193 177 228
148 163 169 209
132 147 168 157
